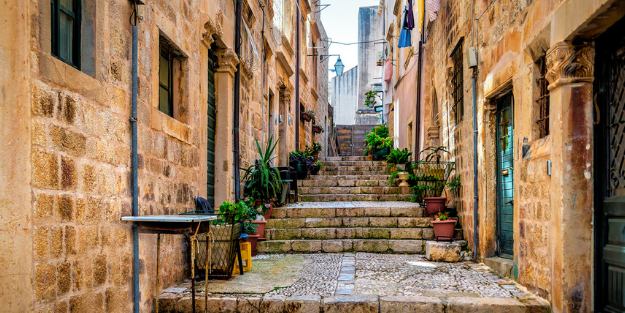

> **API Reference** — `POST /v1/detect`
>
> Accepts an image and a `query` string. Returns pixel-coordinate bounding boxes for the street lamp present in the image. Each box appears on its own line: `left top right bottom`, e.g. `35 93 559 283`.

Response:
308 54 345 76
334 57 345 77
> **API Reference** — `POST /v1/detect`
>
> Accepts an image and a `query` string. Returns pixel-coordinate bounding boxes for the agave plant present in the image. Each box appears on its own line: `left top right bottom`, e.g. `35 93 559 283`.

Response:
243 136 282 201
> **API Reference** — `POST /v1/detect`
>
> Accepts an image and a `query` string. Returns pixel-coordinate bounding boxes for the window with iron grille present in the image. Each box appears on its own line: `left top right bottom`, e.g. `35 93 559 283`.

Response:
51 0 81 68
451 47 464 124
535 55 550 138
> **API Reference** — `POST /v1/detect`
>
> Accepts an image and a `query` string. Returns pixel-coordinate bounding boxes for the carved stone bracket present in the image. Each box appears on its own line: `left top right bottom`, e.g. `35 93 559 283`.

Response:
546 41 595 89
203 15 225 47
215 49 240 76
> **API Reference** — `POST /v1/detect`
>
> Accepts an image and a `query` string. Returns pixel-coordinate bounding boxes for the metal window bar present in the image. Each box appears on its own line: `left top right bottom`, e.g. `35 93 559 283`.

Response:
536 56 550 138
451 48 464 124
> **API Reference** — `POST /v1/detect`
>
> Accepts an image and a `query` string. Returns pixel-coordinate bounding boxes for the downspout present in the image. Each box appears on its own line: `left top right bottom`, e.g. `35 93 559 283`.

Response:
413 1 426 154
295 0 301 151
472 65 479 261
234 0 243 202
130 3 140 312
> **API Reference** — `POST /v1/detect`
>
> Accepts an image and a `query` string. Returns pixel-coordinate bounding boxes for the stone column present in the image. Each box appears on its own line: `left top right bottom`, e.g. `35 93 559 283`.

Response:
213 49 239 205
546 41 595 313
278 89 292 166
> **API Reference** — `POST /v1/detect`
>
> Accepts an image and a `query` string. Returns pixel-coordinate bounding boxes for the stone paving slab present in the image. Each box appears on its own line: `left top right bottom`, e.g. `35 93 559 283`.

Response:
159 253 550 312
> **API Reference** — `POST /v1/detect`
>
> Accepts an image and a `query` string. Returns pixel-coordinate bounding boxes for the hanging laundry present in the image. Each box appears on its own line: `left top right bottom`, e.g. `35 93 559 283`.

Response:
416 0 425 33
405 1 415 30
398 5 412 48
384 58 393 83
426 0 441 21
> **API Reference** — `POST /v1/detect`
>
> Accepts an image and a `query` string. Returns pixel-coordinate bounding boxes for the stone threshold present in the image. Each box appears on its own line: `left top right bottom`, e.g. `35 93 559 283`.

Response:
159 293 551 313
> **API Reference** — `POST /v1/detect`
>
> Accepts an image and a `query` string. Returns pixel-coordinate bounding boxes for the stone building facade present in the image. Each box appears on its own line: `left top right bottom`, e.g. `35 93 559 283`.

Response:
0 0 328 312
408 0 625 312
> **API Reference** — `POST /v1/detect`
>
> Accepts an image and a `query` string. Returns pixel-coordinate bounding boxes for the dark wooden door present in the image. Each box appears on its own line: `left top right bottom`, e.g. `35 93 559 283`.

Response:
207 50 217 208
595 16 625 313
496 93 514 259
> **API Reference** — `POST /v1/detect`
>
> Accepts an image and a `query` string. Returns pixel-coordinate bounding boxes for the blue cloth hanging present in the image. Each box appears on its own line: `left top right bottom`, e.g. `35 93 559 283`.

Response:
398 28 411 48
398 5 412 48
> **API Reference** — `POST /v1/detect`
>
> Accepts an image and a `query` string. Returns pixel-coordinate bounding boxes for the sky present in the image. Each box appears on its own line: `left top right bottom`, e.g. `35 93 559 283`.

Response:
319 0 380 79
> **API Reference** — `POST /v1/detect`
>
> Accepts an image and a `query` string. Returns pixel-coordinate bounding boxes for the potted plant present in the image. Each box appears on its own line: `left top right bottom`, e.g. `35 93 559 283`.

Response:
305 143 323 159
243 137 282 218
306 110 316 124
364 90 377 108
289 151 309 180
431 211 457 240
363 125 393 160
310 161 322 175
312 125 324 134
301 111 312 122
386 148 413 171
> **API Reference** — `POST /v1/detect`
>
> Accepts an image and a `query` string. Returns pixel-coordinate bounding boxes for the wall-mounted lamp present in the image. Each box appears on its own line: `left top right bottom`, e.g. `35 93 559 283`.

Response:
308 54 345 76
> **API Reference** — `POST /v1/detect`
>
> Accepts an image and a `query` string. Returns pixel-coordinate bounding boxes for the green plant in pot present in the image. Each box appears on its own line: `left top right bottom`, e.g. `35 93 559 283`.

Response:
243 137 282 219
431 211 457 240
310 161 322 175
363 125 393 160
289 151 310 180
386 148 413 171
417 146 452 215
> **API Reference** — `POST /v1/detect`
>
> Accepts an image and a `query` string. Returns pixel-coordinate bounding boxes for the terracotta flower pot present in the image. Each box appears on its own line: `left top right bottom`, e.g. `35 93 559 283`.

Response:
424 197 447 216
251 220 267 238
431 220 457 240
248 234 260 256
261 204 273 220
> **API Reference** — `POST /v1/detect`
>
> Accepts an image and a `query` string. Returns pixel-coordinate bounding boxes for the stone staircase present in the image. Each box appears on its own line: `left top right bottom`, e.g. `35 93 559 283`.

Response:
258 156 463 254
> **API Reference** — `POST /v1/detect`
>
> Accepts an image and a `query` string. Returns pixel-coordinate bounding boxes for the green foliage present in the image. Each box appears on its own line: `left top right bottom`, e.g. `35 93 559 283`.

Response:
243 136 282 201
218 201 249 223
387 170 399 186
435 211 450 221
420 146 449 163
446 175 462 192
411 184 433 203
363 125 393 155
305 143 323 157
386 148 413 165
364 90 377 108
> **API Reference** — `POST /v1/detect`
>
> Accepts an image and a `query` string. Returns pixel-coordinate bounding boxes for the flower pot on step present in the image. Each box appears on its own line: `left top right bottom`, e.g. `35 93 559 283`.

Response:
396 164 406 171
296 163 308 180
424 197 447 216
248 234 260 256
431 220 457 240
310 164 321 175
373 147 391 160
251 220 266 238
397 172 410 187
261 204 273 220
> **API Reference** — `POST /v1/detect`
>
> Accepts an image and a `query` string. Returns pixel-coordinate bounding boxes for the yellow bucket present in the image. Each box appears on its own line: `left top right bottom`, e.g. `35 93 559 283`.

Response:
233 242 252 274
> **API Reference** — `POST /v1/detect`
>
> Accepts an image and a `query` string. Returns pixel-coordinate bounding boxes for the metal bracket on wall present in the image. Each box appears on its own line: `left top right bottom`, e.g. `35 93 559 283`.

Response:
547 160 552 176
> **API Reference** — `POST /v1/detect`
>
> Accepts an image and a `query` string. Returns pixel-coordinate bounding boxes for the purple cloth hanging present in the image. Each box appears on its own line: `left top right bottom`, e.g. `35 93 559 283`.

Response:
405 1 415 30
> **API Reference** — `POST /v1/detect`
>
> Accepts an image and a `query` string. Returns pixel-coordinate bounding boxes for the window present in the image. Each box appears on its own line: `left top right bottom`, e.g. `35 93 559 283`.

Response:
535 55 550 138
159 40 175 117
51 0 81 68
451 45 464 124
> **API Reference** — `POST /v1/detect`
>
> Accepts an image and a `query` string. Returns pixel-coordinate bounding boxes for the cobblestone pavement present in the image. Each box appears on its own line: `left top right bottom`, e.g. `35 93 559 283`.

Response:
262 253 521 298
164 253 530 300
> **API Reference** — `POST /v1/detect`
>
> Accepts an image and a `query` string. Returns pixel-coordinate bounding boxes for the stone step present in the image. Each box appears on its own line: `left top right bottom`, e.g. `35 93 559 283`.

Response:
324 156 373 161
307 174 389 181
257 239 427 253
267 217 432 229
320 165 388 172
299 186 412 195
300 194 413 202
317 171 390 176
271 203 424 219
265 227 451 240
321 160 387 167
299 179 390 187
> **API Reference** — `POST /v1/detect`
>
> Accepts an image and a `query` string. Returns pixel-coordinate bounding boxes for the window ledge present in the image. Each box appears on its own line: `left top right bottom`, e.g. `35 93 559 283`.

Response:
150 107 192 144
522 135 551 160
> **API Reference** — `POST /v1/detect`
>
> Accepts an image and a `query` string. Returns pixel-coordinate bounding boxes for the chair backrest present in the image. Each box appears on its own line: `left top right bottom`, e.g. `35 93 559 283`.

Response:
195 197 213 213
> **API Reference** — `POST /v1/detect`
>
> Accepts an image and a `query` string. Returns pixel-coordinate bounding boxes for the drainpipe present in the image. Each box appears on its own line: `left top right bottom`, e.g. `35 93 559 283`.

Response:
234 0 242 202
295 0 300 151
130 6 140 313
471 65 479 261
413 1 426 154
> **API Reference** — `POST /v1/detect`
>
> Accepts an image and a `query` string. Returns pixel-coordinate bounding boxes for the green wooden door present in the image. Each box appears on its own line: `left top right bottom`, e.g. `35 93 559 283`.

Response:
496 94 514 259
207 50 217 208
595 17 625 313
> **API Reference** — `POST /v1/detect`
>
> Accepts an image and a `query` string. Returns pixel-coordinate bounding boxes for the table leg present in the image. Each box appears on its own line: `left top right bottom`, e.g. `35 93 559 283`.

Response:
156 234 161 313
205 233 209 313
191 233 196 313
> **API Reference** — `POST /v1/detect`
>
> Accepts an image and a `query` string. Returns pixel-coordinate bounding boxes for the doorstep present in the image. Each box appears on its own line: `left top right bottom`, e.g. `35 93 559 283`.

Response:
484 257 515 278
